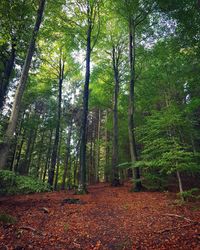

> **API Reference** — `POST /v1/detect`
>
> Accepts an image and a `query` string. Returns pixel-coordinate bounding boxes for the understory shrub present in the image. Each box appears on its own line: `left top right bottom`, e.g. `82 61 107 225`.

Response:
0 213 17 224
178 188 200 202
0 170 51 195
0 170 16 188
142 172 168 191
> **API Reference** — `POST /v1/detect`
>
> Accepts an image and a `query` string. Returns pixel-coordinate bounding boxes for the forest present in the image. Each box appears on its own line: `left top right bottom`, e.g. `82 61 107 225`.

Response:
0 0 200 249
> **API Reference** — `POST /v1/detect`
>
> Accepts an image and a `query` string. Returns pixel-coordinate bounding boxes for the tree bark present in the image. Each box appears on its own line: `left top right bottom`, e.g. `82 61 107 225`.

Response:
78 4 92 194
128 18 142 191
48 56 64 186
111 46 120 186
19 129 33 175
0 40 16 110
61 120 73 190
89 125 94 184
33 129 45 178
176 170 183 194
74 154 79 187
96 109 101 183
15 128 26 173
42 129 53 182
27 127 38 173
0 0 46 169
10 114 24 171
105 110 110 182
54 129 62 190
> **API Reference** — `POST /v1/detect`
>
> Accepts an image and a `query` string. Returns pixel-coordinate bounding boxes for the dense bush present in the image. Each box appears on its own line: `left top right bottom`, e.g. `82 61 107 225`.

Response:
0 170 51 195
178 188 200 202
0 170 16 189
142 172 168 191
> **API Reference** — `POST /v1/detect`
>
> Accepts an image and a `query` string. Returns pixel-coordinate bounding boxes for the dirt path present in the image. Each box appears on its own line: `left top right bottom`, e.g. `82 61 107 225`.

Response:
0 183 200 249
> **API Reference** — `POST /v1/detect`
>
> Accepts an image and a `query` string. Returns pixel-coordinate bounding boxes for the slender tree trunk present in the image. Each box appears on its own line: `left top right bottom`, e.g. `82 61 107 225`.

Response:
10 130 23 172
176 170 184 201
10 143 17 171
54 129 62 190
128 18 142 191
27 127 38 173
0 0 46 169
0 40 16 110
33 129 45 178
54 150 60 190
89 128 94 184
10 115 24 171
111 46 120 186
67 154 72 189
74 153 79 187
96 109 101 183
15 128 26 173
18 130 33 175
105 110 110 182
61 120 72 190
42 130 53 182
91 111 96 184
78 9 92 193
48 56 64 186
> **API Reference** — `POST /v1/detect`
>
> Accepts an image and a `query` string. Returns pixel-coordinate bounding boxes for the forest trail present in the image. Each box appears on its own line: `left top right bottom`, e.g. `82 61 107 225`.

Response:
0 183 200 250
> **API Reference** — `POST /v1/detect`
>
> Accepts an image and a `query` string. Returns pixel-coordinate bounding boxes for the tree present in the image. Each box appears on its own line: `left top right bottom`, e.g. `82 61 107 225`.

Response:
66 0 102 193
0 0 36 110
0 0 199 197
137 106 199 195
0 0 46 169
61 112 73 190
48 50 64 186
115 0 153 191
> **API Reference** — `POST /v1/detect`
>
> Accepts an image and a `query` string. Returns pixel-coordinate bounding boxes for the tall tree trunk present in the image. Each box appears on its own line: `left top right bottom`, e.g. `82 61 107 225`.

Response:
96 109 101 183
67 154 73 189
74 155 79 187
54 148 60 190
33 129 45 178
27 127 38 173
176 170 184 201
42 130 53 182
128 18 142 191
54 129 62 190
89 127 94 184
10 114 24 171
0 0 46 169
19 129 33 175
61 120 73 190
111 46 120 186
10 142 18 172
15 128 26 173
105 110 110 182
48 57 64 186
78 7 92 194
0 40 16 110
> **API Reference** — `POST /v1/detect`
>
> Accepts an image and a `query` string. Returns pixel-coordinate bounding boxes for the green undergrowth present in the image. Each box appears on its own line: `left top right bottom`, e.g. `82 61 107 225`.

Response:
178 188 200 202
0 213 17 225
0 170 51 196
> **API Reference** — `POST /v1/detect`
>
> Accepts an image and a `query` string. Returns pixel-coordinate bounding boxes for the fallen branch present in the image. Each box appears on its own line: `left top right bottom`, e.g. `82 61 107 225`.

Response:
163 213 196 223
39 207 49 213
19 226 36 232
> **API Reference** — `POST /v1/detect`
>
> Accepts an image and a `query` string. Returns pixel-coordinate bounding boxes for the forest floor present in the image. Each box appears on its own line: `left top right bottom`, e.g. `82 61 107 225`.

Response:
0 182 200 250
